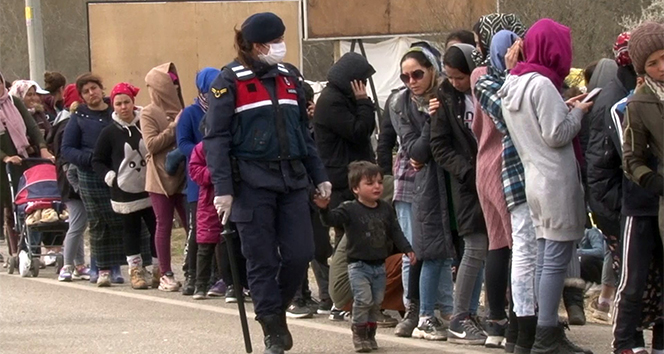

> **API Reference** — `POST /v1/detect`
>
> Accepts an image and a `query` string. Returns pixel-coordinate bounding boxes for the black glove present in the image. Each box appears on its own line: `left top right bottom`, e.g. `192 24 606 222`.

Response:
640 172 664 196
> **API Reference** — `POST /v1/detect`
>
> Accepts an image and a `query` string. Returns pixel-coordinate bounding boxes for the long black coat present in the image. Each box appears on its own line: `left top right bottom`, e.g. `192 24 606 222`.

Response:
395 89 455 260
430 80 486 237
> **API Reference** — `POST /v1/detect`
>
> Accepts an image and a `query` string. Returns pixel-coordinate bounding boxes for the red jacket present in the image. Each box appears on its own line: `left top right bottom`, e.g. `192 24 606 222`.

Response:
189 143 220 244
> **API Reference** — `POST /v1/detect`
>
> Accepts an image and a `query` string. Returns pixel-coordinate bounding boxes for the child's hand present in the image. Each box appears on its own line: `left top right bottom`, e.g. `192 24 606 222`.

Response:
407 252 417 266
313 194 330 209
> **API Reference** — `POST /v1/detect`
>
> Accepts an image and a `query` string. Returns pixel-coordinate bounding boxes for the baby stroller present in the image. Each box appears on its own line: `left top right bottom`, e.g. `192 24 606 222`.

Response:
5 159 69 277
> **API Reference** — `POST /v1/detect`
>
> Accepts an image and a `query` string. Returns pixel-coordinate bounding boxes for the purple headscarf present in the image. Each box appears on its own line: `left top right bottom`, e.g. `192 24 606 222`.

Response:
511 18 572 91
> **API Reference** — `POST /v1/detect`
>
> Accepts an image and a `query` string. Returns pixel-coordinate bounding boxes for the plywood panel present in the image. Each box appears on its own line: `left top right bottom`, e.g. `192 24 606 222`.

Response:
306 0 496 39
89 1 301 107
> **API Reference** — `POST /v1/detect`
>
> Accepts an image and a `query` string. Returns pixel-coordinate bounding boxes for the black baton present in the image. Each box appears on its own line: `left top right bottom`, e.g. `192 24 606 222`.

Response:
222 221 252 353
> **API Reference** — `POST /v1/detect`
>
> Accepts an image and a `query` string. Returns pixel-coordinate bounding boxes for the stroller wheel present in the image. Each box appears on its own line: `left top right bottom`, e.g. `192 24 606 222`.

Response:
31 257 40 277
54 254 64 274
8 256 17 274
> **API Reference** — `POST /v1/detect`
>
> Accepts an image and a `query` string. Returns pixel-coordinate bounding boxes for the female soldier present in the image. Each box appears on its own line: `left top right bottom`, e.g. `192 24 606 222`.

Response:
203 12 329 354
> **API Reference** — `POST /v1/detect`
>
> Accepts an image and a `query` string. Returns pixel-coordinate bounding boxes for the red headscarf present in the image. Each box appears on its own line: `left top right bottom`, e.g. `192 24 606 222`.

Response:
613 32 631 67
63 84 82 109
110 82 140 104
510 18 572 91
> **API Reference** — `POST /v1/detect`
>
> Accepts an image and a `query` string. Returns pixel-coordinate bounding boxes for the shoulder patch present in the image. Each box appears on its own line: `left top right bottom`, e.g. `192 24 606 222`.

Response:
211 87 227 98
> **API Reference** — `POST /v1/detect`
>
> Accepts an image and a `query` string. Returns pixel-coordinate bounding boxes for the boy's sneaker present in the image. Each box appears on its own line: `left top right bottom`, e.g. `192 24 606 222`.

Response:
447 316 487 345
111 265 124 284
225 285 238 303
158 271 181 292
193 287 207 300
207 280 226 297
242 288 252 302
58 265 74 282
484 319 508 348
287 298 313 319
73 265 91 280
182 276 195 296
329 308 350 321
412 317 448 341
317 298 333 315
590 299 610 321
97 271 112 287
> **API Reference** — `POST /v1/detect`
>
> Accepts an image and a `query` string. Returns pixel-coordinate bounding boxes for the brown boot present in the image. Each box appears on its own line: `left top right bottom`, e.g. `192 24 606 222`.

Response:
367 322 378 350
130 267 148 290
351 324 371 353
151 266 161 289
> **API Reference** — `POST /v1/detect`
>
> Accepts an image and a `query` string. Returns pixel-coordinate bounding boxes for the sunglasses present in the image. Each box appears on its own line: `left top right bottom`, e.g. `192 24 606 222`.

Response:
400 70 425 84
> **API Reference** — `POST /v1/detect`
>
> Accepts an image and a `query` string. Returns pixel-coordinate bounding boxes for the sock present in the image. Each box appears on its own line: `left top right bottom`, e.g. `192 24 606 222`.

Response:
126 254 142 268
418 316 431 327
598 297 612 306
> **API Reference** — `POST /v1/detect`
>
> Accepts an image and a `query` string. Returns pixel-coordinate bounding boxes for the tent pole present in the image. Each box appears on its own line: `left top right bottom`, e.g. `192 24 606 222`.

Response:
356 39 382 123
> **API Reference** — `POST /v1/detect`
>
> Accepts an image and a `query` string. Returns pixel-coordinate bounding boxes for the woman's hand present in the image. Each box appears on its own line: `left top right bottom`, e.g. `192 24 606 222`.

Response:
573 100 594 113
410 158 424 171
306 102 316 119
351 80 368 100
3 155 22 165
40 148 55 163
429 98 440 116
505 39 523 70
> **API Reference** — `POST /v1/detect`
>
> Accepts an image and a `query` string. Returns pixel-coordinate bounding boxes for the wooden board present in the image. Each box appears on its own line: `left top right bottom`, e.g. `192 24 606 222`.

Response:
88 1 301 106
305 0 496 39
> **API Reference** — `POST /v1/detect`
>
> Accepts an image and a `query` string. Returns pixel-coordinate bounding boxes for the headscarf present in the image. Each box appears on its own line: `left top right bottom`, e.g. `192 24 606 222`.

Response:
614 32 632 67
472 13 525 67
110 82 140 104
195 67 220 112
9 80 48 100
0 72 31 158
511 18 572 91
63 84 82 110
449 43 477 74
402 45 442 110
490 30 520 72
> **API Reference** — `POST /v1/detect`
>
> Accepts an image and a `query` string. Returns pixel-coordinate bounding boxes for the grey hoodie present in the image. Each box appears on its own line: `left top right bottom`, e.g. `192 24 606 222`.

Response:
498 73 586 241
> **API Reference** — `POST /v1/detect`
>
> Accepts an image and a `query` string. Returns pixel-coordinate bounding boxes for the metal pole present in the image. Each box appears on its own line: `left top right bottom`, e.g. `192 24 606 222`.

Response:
25 0 45 86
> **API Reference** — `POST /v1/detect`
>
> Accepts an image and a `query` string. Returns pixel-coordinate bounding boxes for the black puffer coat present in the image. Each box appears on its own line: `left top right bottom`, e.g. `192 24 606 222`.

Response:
313 52 376 191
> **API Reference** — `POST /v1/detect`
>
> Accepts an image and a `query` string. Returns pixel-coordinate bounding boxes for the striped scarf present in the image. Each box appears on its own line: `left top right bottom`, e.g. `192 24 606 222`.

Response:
196 93 209 112
645 75 664 101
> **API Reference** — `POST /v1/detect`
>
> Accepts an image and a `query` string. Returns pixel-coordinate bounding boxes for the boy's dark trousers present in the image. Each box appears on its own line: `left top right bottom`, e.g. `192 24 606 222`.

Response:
196 243 217 289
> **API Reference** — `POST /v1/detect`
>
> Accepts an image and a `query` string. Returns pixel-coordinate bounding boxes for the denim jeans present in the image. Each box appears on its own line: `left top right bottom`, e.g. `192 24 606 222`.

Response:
348 261 386 324
535 239 575 327
470 262 484 315
420 258 455 317
395 201 413 304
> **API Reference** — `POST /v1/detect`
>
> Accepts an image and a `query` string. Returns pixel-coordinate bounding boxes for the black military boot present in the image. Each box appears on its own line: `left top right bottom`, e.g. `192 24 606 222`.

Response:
280 311 293 351
258 314 286 354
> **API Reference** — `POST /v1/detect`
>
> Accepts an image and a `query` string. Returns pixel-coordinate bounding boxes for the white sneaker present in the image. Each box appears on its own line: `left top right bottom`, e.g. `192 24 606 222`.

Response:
44 251 57 266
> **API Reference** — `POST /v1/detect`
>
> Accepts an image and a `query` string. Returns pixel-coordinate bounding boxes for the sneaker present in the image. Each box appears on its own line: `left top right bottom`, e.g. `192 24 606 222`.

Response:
97 271 112 287
242 288 252 302
376 311 398 328
225 285 238 303
44 251 57 266
412 317 448 341
471 314 489 336
182 277 195 296
193 287 207 300
129 267 148 290
447 316 487 345
207 280 226 297
111 265 124 284
591 299 610 322
158 272 181 292
287 298 313 319
395 300 419 337
58 265 74 282
329 307 350 321
317 298 333 315
484 319 508 348
73 265 91 280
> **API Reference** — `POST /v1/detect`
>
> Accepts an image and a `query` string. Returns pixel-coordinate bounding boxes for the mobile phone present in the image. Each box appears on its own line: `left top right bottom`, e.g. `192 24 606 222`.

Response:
582 88 602 103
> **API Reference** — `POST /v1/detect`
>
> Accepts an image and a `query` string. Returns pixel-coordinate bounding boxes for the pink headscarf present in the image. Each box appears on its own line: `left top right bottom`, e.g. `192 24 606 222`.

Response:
8 80 46 100
0 73 31 158
510 18 572 91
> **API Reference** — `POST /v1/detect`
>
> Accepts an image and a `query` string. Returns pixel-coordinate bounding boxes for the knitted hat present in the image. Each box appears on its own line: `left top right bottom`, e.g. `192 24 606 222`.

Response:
613 32 631 67
241 12 285 44
628 22 664 74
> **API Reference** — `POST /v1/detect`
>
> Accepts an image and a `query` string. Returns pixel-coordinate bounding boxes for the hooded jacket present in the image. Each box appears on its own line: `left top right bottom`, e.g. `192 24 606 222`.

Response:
92 110 152 214
142 63 186 196
498 73 586 241
60 99 114 171
189 142 221 244
177 67 220 203
314 52 377 191
47 110 79 202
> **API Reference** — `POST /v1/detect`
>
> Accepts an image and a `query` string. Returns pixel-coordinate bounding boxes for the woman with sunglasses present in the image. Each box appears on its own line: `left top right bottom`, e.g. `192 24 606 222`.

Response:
395 43 456 341
429 43 489 346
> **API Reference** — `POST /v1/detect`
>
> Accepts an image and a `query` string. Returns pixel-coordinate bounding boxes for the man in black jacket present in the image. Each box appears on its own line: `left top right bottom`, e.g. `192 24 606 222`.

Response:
313 52 377 243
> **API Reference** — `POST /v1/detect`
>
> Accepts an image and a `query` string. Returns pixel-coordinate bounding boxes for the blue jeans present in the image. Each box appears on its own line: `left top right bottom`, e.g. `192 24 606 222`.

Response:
396 201 413 304
420 258 454 317
348 261 386 324
535 239 575 327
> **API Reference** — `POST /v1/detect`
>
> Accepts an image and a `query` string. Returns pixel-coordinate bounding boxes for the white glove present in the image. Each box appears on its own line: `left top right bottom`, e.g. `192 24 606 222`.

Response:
316 181 332 199
214 195 233 225
104 171 116 187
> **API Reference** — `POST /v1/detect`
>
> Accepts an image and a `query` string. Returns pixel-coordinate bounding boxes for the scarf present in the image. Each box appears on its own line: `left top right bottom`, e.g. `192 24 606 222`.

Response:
403 45 442 112
0 73 31 157
645 75 664 101
511 18 572 91
196 93 209 112
471 13 526 67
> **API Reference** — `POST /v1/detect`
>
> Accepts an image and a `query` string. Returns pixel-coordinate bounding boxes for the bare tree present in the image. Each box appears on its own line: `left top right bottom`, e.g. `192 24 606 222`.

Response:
620 0 664 30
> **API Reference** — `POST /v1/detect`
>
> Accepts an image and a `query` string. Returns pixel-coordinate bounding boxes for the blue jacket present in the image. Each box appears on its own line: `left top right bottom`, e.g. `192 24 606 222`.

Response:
577 227 604 258
177 103 205 203
60 100 114 171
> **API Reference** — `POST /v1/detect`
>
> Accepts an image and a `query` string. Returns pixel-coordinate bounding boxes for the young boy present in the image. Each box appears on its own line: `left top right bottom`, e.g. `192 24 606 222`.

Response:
314 161 416 352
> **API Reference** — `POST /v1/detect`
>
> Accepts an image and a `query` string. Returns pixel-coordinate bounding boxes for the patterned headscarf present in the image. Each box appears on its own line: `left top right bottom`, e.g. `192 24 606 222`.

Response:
613 32 631 67
472 13 526 67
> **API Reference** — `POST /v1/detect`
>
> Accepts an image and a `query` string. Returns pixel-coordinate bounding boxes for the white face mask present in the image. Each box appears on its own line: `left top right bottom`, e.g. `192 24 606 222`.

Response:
258 42 287 65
